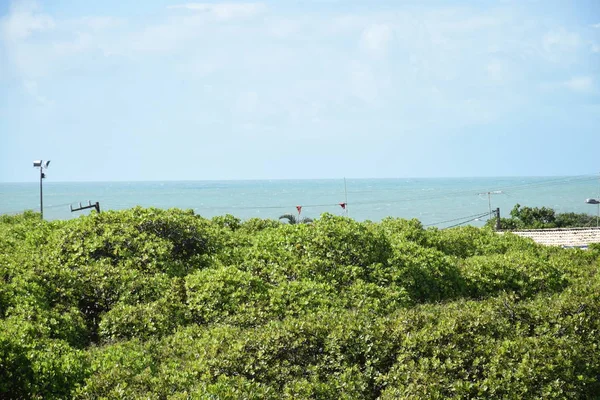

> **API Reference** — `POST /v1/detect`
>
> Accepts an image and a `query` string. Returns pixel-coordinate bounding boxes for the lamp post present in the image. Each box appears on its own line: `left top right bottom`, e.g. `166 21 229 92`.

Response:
33 160 50 219
585 198 599 227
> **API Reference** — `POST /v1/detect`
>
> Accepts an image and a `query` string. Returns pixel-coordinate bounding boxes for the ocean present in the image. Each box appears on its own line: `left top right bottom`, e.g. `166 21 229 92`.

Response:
1 176 599 227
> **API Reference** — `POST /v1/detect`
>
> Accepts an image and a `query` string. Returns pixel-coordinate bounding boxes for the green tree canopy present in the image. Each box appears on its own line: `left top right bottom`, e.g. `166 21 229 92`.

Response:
1 208 600 398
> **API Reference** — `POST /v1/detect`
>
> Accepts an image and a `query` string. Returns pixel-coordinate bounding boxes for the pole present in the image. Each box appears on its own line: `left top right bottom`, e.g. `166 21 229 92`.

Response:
495 207 501 231
39 166 43 220
488 192 492 219
344 177 349 217
596 172 600 228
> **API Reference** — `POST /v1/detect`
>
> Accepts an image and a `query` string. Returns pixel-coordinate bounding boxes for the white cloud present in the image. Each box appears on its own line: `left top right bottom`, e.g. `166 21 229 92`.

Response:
564 76 594 93
234 91 259 114
126 3 267 53
592 43 600 53
329 14 368 34
542 28 580 53
359 24 393 55
1 0 598 136
267 17 302 38
23 79 52 105
433 12 509 34
127 15 205 53
76 16 124 31
540 28 584 64
1 1 126 80
348 61 379 104
592 23 600 29
486 60 504 83
1 0 54 41
51 32 96 56
168 3 266 20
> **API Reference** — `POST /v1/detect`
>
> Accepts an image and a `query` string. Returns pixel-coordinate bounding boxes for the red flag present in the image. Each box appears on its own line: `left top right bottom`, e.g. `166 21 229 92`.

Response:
339 203 346 210
296 206 302 214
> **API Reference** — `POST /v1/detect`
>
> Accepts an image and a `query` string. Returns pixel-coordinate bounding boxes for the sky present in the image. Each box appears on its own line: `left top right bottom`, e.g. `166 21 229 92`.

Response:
0 0 599 182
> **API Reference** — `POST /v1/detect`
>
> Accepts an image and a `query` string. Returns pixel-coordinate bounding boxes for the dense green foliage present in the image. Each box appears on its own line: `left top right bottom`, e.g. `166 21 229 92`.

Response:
1 208 599 398
487 204 598 229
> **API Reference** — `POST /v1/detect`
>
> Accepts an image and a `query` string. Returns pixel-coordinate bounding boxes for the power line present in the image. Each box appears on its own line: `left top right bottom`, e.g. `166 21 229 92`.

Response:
0 210 30 216
345 175 595 196
443 212 494 229
33 175 596 211
193 202 345 211
1 175 596 222
0 202 94 216
197 175 595 212
46 202 77 209
424 211 491 227
349 176 597 207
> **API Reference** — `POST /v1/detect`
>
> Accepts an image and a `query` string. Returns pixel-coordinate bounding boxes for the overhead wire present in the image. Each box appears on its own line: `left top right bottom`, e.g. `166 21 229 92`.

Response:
187 176 597 212
424 212 492 227
46 202 77 209
345 175 595 195
193 202 346 211
0 210 29 216
0 202 90 216
349 176 597 207
443 212 494 229
1 174 596 224
30 175 595 211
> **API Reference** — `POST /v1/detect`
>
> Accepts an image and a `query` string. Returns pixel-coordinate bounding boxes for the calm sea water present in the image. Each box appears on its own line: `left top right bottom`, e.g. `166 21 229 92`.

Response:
1 177 599 227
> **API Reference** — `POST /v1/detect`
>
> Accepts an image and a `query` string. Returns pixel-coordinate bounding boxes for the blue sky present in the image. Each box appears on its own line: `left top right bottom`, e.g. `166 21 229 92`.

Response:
1 0 599 182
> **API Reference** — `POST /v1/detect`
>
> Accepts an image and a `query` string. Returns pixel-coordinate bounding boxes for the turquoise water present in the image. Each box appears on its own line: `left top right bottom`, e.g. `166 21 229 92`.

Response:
1 176 599 227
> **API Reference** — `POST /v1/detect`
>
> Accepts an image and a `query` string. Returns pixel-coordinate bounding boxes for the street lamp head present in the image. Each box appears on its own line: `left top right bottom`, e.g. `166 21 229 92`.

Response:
33 160 50 169
585 198 600 205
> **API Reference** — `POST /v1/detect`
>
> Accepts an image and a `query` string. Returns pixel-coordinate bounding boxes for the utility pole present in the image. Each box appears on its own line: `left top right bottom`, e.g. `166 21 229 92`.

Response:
495 207 501 231
344 177 349 217
479 190 503 221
